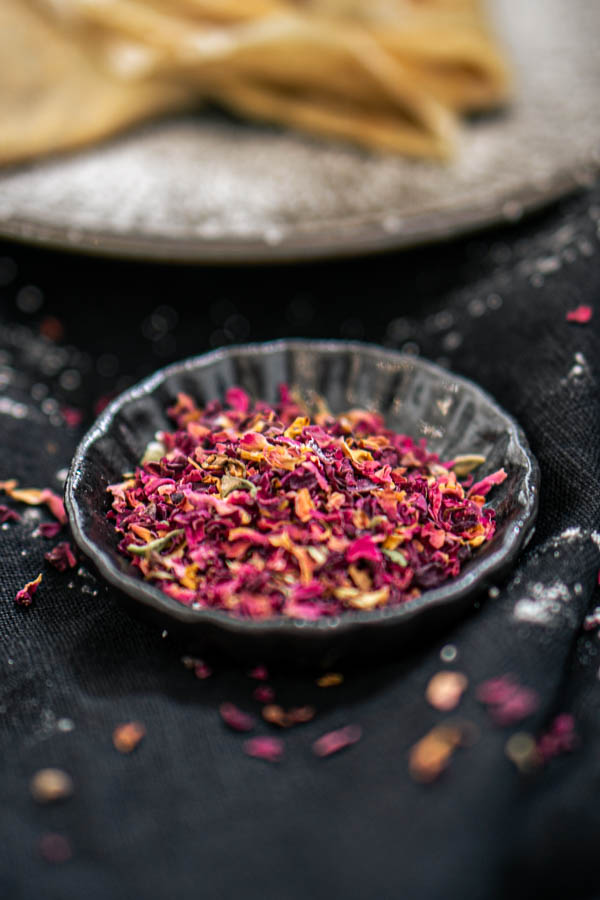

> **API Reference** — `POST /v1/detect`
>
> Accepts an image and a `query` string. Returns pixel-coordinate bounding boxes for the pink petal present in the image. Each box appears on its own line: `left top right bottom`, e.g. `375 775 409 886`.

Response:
468 469 507 498
312 724 362 757
248 665 268 681
225 387 250 414
346 536 382 564
253 685 275 703
44 542 77 572
566 305 592 324
38 522 62 538
220 703 255 732
243 736 284 762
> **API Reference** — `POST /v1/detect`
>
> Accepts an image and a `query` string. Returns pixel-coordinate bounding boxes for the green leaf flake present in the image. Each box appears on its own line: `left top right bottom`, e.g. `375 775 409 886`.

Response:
307 546 328 565
126 528 184 556
450 454 486 478
383 547 408 567
220 474 257 498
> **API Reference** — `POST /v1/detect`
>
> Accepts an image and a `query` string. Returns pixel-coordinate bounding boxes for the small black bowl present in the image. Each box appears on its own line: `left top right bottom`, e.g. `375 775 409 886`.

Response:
66 340 539 665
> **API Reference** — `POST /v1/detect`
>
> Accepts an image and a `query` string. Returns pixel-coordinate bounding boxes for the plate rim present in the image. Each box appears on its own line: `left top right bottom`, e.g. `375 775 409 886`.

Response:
0 163 595 264
65 339 540 638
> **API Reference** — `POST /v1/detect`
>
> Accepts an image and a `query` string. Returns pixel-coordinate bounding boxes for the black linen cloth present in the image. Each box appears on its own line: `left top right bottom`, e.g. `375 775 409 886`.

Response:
0 183 599 900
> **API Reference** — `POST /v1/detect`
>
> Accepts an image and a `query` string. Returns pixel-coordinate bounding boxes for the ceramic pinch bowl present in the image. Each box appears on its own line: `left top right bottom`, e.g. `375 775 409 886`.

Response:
65 340 539 665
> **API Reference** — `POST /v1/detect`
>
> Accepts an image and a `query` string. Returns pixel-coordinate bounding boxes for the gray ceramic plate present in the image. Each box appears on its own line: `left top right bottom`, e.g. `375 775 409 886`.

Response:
65 341 539 664
0 0 598 263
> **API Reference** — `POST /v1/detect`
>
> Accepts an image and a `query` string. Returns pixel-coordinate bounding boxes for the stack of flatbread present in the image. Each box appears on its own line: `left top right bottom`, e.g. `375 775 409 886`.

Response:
1 0 510 165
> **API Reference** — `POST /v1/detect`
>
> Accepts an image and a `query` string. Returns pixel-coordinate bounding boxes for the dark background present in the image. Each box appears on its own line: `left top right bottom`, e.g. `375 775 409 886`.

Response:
0 181 599 900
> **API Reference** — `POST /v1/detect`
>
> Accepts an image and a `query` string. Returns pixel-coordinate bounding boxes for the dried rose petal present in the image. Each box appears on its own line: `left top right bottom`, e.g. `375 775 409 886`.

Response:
11 484 66 524
0 483 67 524
182 656 213 680
346 535 382 564
225 387 250 414
425 672 468 712
409 725 462 783
113 721 146 753
4 487 44 505
61 407 83 427
477 675 539 725
15 573 42 607
38 522 62 538
262 704 315 728
476 676 516 706
262 705 289 727
94 395 113 415
39 833 72 864
42 490 67 524
552 713 576 737
312 724 362 757
243 736 284 762
490 690 539 726
316 673 344 688
30 769 74 804
220 703 255 732
253 685 275 703
248 665 268 681
194 661 212 680
536 713 577 763
467 469 507 499
566 305 593 324
0 505 20 524
44 542 77 572
448 455 486 477
289 706 315 724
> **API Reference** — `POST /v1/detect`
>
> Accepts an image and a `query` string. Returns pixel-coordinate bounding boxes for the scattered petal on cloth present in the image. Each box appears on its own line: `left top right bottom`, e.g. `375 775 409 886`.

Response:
44 541 77 572
253 685 275 703
566 305 593 323
0 504 20 523
243 736 284 763
112 722 146 754
14 573 42 606
219 703 255 732
38 521 62 538
312 725 362 757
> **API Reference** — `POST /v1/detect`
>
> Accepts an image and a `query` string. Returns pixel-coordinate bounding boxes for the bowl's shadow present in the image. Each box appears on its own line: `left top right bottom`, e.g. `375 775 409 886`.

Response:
66 582 486 711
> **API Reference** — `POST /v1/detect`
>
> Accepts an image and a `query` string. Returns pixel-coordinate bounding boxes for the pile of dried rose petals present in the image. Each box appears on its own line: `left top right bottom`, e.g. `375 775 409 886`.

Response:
108 386 506 619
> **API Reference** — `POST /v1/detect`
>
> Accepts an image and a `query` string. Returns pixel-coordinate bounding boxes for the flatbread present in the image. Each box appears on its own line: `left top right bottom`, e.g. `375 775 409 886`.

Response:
0 0 509 164
0 0 192 165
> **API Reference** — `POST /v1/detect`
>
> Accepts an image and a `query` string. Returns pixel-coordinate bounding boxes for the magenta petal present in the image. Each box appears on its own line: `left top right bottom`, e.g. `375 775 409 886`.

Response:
566 305 592 324
248 665 268 681
312 724 362 757
243 736 284 762
44 542 77 572
225 386 250 414
346 536 382 564
253 685 275 704
220 703 255 732
0 505 20 524
38 522 62 538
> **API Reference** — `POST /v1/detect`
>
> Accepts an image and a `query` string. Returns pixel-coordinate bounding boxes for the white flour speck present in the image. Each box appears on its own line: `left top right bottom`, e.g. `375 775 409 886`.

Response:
514 581 571 625
559 526 582 541
0 398 29 419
